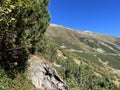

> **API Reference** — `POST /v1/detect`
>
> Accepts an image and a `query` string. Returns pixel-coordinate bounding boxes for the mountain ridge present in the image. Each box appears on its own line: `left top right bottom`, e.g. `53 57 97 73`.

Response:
47 24 120 54
50 24 120 38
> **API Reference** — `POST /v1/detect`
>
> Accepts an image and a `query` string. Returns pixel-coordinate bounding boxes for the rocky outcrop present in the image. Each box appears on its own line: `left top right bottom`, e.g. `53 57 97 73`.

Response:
27 56 68 90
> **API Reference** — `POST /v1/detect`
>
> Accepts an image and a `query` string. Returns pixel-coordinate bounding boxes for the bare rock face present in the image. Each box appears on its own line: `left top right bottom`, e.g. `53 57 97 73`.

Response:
28 56 68 90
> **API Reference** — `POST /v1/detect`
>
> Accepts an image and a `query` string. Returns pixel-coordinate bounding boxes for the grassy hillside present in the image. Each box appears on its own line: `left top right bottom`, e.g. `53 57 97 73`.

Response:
46 24 120 89
46 24 120 69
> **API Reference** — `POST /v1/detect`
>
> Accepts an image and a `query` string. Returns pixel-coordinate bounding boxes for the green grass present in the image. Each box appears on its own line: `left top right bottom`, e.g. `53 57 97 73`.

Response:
79 37 98 48
79 37 117 53
52 37 83 50
74 52 102 66
74 51 120 69
0 67 34 90
97 54 120 69
105 42 120 53
99 43 116 53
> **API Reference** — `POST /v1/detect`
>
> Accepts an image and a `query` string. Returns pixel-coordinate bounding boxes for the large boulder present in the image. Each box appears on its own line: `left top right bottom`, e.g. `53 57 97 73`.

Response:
28 55 68 90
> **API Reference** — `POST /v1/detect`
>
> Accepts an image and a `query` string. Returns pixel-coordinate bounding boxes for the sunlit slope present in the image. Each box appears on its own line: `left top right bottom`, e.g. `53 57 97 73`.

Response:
46 24 120 69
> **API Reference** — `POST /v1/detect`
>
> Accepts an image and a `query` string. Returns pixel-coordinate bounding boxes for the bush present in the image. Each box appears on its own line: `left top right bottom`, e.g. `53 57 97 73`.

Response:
0 0 50 77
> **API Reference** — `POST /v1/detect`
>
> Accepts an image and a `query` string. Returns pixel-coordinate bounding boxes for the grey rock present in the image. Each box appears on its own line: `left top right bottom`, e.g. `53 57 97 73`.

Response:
28 56 68 90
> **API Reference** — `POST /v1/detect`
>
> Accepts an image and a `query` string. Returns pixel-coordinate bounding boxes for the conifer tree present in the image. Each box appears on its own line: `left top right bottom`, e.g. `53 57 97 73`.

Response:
0 0 50 75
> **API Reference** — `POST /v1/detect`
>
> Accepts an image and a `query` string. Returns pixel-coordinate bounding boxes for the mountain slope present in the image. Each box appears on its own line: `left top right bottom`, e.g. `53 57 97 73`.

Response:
46 24 120 68
46 24 120 89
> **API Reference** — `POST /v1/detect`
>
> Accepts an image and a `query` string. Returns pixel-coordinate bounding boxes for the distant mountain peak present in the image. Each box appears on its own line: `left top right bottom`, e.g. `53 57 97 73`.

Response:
50 24 64 27
84 30 93 33
50 24 74 31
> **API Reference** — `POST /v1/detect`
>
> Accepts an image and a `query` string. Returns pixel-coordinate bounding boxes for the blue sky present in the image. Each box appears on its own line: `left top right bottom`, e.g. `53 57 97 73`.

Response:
48 0 120 37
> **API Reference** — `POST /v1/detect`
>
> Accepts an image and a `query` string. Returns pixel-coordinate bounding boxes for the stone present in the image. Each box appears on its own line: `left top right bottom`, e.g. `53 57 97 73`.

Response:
28 56 68 90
